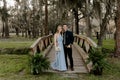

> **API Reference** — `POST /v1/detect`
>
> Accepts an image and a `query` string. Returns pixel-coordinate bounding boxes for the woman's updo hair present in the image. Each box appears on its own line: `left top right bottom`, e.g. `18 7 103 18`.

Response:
56 25 62 33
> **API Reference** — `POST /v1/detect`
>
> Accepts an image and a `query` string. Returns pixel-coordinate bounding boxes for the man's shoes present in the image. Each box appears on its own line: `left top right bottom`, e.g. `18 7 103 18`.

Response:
71 68 74 71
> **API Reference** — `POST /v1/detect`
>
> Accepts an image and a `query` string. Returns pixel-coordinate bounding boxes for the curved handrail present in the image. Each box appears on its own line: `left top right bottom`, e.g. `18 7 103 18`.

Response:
30 34 53 55
74 34 97 53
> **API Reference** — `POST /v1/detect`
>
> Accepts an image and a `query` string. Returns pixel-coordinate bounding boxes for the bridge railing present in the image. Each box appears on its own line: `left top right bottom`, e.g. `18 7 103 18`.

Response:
30 34 53 55
74 34 97 53
74 34 97 72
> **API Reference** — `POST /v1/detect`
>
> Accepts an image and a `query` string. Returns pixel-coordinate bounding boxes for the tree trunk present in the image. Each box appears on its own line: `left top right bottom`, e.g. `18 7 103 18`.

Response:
98 19 108 46
40 28 43 36
4 19 9 37
36 28 39 37
45 0 48 35
22 30 24 37
73 8 79 34
32 28 35 38
85 0 92 38
115 0 120 57
38 0 43 37
3 0 9 38
2 22 5 37
25 30 27 38
97 4 110 46
15 27 19 36
28 29 31 38
86 17 92 38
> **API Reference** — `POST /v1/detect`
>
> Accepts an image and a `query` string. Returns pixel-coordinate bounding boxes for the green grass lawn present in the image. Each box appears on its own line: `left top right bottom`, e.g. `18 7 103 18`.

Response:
0 54 120 80
0 54 78 80
102 39 115 50
0 41 34 48
0 37 35 48
94 39 115 50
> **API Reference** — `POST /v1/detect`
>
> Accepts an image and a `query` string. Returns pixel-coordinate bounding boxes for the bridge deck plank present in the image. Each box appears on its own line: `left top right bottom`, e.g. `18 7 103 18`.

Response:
46 44 88 73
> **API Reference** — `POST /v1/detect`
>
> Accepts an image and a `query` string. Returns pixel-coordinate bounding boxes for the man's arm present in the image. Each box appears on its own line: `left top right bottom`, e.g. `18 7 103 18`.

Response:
70 31 74 44
67 31 74 48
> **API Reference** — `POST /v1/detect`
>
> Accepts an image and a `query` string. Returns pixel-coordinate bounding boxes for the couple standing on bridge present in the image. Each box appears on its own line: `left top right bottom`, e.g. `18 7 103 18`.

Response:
51 24 74 71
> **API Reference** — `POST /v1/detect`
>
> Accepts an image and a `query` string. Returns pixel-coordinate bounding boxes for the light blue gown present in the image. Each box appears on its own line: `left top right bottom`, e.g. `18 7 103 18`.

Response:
51 34 67 71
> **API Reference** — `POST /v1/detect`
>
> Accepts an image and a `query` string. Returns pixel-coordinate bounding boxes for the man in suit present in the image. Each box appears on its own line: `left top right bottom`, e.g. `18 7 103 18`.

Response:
63 24 74 71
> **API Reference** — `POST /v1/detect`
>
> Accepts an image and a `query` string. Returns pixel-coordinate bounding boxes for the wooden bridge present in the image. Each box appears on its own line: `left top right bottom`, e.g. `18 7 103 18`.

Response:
30 34 97 73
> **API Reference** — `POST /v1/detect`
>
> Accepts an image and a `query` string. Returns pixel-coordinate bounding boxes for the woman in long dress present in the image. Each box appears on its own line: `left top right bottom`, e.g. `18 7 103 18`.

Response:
51 25 67 71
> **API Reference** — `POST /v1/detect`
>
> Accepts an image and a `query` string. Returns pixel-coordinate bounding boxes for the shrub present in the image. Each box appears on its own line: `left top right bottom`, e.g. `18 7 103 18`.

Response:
29 53 50 75
87 47 109 75
102 48 114 57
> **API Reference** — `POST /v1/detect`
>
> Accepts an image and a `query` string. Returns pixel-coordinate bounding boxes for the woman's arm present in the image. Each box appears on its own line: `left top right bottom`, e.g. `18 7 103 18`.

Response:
54 34 58 47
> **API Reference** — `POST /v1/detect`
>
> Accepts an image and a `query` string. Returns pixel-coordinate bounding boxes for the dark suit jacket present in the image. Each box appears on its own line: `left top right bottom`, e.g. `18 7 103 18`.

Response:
63 30 74 46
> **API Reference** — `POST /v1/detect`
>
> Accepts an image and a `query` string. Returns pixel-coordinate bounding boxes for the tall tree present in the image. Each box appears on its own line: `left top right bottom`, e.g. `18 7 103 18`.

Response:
45 0 49 35
38 0 44 36
73 8 79 34
1 0 9 37
115 0 120 57
93 0 116 46
85 0 92 38
61 0 86 34
14 0 20 36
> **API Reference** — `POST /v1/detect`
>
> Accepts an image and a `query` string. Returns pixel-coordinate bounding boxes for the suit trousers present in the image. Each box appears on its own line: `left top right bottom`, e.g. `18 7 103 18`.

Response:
64 46 73 69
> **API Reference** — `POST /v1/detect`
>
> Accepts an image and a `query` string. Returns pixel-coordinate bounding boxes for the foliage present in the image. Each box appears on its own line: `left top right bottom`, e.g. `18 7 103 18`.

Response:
0 6 9 22
102 48 114 55
88 47 109 75
0 48 29 54
94 39 115 56
29 53 50 75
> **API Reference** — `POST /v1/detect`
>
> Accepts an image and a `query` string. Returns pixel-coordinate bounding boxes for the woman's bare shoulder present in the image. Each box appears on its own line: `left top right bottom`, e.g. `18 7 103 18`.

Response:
54 33 58 36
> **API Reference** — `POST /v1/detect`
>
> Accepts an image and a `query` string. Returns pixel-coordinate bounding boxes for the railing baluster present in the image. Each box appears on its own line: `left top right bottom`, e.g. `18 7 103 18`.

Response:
37 45 40 53
46 38 48 47
43 39 47 49
80 39 83 47
39 41 42 51
78 38 80 45
48 38 50 46
84 41 90 53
